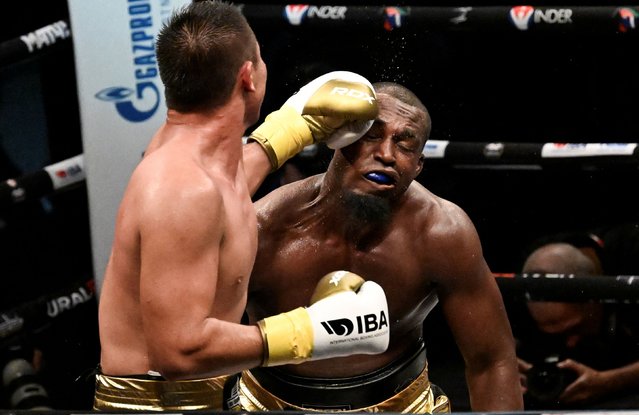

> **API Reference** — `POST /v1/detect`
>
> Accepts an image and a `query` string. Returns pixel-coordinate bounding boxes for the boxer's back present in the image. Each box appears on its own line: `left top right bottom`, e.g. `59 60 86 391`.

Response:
99 136 258 376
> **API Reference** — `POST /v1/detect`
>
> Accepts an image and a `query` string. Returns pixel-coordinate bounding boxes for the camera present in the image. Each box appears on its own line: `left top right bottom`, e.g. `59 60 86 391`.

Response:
1 340 51 410
525 355 577 408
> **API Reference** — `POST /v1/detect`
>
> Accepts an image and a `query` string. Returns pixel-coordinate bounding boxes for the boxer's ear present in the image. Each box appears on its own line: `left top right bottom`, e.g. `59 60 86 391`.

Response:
415 154 425 176
239 61 255 92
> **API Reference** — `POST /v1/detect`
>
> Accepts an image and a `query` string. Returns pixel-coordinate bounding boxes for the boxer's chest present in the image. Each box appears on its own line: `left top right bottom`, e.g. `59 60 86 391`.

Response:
277 231 431 289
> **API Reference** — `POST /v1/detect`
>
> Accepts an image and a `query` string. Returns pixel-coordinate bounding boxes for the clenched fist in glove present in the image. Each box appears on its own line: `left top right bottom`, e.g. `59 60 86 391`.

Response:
249 71 378 170
257 270 390 366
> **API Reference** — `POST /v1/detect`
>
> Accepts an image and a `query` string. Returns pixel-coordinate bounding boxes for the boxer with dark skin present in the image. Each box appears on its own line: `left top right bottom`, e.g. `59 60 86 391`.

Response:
245 82 524 411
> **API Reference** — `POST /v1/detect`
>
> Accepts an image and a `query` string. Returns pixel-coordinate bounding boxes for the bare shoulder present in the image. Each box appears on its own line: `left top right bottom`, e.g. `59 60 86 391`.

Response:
254 175 320 229
410 182 492 289
409 182 478 244
131 150 224 232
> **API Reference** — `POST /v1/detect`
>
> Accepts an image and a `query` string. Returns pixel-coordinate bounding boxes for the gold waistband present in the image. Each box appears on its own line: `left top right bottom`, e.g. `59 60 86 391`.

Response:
237 366 451 413
93 373 228 411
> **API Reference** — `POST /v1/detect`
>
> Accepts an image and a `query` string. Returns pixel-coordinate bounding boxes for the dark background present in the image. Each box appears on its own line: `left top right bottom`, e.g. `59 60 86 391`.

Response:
1 0 638 411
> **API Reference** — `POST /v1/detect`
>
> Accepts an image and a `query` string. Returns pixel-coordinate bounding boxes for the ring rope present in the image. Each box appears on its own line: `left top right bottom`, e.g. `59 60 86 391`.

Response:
495 273 639 303
0 277 95 347
0 20 71 68
2 140 639 208
0 155 84 207
240 5 639 33
423 140 639 165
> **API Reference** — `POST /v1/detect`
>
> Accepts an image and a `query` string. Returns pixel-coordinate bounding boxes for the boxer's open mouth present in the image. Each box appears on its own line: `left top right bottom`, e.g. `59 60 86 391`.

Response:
364 172 395 185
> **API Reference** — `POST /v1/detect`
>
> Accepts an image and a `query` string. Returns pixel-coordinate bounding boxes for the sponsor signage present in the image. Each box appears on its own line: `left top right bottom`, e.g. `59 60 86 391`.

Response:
67 0 190 295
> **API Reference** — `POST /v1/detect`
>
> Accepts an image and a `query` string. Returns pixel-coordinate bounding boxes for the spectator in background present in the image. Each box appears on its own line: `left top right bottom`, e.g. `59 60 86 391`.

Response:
516 238 639 409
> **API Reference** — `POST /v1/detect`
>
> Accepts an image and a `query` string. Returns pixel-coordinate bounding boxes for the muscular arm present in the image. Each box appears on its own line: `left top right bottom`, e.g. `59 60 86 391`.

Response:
243 141 277 196
139 179 262 380
434 207 524 411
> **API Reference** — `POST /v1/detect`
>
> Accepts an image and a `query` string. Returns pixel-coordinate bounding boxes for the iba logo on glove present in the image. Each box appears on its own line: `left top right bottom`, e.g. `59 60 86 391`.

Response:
320 312 388 336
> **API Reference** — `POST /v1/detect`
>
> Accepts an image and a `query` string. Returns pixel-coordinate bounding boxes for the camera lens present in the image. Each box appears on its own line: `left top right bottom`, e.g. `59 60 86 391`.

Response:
526 355 576 408
2 358 51 409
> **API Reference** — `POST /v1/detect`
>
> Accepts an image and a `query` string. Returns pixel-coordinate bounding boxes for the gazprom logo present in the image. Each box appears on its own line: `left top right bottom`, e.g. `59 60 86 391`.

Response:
95 83 159 123
95 0 160 123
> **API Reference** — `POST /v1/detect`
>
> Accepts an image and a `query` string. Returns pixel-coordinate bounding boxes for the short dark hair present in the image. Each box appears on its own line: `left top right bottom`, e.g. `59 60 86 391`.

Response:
372 82 431 144
156 1 257 112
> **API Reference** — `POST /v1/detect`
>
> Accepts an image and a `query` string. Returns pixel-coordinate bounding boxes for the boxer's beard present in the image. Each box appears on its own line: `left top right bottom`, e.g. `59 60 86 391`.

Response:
341 192 392 225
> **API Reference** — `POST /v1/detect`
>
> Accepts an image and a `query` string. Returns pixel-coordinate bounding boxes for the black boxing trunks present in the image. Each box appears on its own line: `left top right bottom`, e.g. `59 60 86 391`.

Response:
228 340 450 412
93 369 229 411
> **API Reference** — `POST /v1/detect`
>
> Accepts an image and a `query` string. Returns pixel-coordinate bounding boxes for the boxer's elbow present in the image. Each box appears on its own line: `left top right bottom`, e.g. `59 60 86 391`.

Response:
150 349 200 380
155 357 202 380
465 341 518 377
149 332 214 380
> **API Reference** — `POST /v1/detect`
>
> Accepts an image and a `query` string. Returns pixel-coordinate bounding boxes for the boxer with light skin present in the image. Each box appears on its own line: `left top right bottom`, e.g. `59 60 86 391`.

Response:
94 1 388 411
238 82 524 412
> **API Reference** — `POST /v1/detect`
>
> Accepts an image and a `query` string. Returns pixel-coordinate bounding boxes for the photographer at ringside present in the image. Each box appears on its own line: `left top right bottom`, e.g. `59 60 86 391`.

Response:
515 236 639 409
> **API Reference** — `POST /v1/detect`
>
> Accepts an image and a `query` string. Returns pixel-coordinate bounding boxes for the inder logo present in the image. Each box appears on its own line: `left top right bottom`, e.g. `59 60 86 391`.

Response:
509 5 534 31
284 4 310 25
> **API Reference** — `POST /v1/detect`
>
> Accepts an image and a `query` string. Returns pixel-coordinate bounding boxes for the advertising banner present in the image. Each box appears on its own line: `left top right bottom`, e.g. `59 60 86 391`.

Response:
67 0 189 295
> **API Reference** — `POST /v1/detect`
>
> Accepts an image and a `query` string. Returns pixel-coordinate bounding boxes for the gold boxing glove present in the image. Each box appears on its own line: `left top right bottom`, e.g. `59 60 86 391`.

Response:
249 71 378 170
257 271 390 367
